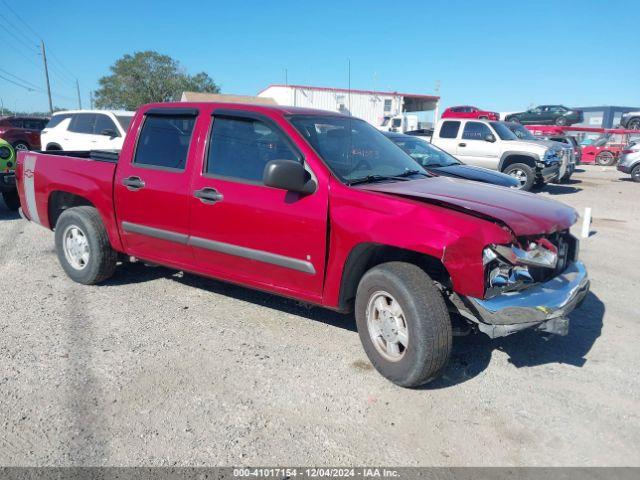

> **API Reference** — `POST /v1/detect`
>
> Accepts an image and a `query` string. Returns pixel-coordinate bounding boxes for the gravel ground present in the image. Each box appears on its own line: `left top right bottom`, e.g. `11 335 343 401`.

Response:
1 165 638 467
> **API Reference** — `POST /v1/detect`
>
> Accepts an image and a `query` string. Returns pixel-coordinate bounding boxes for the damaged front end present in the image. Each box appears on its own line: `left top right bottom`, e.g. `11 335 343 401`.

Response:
450 231 590 338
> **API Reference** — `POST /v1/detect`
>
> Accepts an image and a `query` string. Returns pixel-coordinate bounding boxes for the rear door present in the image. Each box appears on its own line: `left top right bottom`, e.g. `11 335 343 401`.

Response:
456 121 500 169
114 108 199 266
188 110 328 301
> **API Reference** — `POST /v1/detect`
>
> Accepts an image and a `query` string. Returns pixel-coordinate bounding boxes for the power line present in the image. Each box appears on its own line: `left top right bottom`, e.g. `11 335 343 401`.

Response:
0 14 39 53
0 67 43 91
0 0 42 41
0 73 36 91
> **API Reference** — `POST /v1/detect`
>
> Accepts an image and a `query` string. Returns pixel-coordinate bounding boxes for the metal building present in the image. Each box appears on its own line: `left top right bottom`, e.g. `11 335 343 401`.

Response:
257 84 439 129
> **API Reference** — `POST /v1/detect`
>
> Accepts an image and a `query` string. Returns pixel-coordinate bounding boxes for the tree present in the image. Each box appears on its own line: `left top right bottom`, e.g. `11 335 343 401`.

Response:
94 51 220 110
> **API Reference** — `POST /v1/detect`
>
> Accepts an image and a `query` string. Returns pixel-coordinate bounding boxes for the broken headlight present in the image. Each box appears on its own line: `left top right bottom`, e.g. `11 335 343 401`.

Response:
483 241 558 297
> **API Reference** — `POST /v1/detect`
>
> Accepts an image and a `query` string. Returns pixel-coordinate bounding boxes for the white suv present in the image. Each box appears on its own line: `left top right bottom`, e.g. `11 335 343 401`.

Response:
431 119 561 191
41 110 134 151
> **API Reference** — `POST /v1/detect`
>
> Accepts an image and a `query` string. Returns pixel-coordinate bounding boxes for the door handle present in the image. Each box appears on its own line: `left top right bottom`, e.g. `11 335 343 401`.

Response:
458 143 467 147
194 187 223 204
122 176 145 191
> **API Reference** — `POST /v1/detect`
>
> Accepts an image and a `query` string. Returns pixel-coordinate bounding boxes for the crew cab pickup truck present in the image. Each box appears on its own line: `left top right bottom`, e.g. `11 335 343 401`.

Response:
431 119 562 191
16 102 590 388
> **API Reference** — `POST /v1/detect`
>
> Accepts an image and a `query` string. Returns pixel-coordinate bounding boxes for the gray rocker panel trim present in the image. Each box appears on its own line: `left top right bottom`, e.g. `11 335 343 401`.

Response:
121 221 316 274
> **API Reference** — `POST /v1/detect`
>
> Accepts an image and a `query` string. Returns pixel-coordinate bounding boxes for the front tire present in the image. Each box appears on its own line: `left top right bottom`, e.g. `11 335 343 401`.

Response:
631 164 640 183
627 118 640 130
2 190 19 211
508 117 520 124
596 151 616 166
355 262 452 388
503 163 536 191
54 206 117 284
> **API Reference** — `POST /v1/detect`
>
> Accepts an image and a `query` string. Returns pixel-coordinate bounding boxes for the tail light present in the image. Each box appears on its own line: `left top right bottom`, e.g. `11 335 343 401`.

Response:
622 150 634 154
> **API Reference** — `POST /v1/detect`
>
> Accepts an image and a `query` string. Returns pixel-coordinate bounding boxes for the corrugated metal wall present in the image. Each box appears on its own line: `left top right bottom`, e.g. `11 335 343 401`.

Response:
259 86 403 127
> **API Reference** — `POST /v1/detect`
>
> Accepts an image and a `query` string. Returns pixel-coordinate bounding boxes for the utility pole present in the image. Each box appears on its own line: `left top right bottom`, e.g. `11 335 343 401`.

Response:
89 91 94 109
75 79 82 109
40 40 53 114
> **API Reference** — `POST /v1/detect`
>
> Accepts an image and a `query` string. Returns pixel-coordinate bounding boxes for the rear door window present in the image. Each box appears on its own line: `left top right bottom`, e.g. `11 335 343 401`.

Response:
207 116 298 183
439 121 461 139
69 113 97 134
133 114 196 171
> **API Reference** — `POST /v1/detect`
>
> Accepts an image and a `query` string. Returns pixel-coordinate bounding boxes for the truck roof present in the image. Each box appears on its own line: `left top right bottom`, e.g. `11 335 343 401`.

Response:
143 102 348 118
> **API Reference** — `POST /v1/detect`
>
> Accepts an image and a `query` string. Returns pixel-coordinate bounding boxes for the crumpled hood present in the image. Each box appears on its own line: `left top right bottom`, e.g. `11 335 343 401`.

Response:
509 140 549 155
358 176 578 236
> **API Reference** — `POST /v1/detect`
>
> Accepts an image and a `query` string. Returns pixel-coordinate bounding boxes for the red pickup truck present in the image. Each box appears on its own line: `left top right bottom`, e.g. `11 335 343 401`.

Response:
16 102 590 387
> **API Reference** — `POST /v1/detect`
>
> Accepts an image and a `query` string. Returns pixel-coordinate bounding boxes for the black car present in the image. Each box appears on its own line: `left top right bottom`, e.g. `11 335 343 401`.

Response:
505 105 583 126
383 132 519 188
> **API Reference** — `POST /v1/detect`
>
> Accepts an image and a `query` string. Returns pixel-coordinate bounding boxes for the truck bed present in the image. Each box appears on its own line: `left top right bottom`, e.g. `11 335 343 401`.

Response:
16 149 123 250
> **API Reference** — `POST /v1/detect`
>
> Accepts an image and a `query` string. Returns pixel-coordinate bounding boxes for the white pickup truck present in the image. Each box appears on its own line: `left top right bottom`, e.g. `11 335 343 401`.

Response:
431 119 561 191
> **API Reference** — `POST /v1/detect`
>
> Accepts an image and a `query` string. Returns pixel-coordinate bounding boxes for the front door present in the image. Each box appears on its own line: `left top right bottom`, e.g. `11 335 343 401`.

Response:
114 110 198 267
456 121 500 169
188 112 329 302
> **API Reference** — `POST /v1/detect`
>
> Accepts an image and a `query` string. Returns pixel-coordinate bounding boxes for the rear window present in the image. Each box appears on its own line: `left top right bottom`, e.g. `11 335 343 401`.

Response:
45 114 72 129
133 114 196 170
439 121 460 139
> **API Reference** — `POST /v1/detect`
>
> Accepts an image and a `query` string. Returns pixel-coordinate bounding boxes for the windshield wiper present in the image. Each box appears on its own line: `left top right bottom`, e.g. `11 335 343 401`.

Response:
347 170 427 186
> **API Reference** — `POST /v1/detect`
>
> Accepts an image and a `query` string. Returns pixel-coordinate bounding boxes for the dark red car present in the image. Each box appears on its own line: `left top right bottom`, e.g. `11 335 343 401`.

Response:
0 116 49 152
16 102 589 387
441 106 499 121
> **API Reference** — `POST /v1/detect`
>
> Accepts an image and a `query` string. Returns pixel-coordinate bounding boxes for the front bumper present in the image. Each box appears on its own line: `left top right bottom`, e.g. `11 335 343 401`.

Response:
538 163 560 182
0 172 16 192
455 261 590 338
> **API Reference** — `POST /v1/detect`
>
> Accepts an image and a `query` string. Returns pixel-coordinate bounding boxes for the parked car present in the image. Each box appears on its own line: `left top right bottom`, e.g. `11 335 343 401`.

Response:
0 138 18 210
431 118 561 191
0 116 49 151
16 102 589 388
581 134 627 165
505 105 583 126
40 110 134 151
620 111 640 130
504 122 575 182
616 140 640 182
441 106 499 121
383 132 519 188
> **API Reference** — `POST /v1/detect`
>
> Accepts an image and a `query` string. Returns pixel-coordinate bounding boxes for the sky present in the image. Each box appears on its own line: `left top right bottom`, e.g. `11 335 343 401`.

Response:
0 0 638 115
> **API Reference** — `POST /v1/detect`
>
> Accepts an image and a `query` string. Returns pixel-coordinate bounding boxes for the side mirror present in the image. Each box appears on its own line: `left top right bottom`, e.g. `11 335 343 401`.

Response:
484 133 496 143
100 128 118 138
263 159 316 194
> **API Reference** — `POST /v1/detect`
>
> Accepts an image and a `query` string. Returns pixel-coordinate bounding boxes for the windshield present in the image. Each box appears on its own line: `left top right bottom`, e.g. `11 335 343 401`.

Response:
290 115 427 184
507 124 536 140
490 122 519 140
116 115 133 133
391 137 460 167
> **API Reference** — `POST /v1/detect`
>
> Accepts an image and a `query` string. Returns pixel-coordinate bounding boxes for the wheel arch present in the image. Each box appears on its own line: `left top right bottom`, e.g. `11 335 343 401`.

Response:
337 243 451 313
47 190 96 228
499 153 538 171
45 143 63 151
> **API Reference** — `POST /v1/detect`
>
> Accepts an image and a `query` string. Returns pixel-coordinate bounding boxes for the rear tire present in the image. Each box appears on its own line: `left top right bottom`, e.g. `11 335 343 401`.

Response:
631 164 640 183
596 151 616 166
2 190 19 211
355 262 452 388
503 163 536 191
54 206 117 284
12 141 29 152
508 117 520 124
555 116 568 126
627 119 640 130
